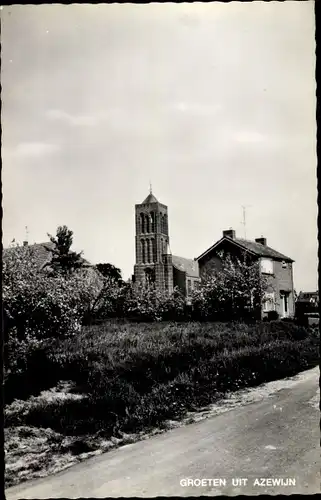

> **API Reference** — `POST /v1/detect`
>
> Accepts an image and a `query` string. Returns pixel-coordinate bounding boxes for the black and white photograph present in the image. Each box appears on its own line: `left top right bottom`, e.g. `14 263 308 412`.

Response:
2 1 319 497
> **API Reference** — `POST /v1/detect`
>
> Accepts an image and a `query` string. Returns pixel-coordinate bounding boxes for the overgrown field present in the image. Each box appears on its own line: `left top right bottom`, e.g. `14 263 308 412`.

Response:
5 319 319 487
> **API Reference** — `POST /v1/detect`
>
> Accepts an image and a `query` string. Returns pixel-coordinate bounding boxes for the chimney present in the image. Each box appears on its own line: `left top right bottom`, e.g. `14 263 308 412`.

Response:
23 241 28 246
223 229 236 240
255 237 267 246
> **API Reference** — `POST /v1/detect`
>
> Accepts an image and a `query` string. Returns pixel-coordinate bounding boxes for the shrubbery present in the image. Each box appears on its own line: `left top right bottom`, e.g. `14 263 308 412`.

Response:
90 257 268 323
4 239 316 412
3 243 98 388
90 282 186 322
191 256 268 321
124 284 186 322
5 320 319 435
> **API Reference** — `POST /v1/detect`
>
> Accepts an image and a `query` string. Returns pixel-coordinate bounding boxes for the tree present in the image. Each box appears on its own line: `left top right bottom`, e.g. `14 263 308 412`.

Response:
85 263 125 322
45 225 84 276
193 255 269 321
96 263 123 286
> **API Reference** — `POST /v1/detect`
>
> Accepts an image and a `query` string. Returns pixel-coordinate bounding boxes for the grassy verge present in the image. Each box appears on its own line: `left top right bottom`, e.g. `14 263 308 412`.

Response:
5 320 319 487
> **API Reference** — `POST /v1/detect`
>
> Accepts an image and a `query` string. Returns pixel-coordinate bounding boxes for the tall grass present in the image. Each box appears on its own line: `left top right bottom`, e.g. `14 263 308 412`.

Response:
5 320 318 438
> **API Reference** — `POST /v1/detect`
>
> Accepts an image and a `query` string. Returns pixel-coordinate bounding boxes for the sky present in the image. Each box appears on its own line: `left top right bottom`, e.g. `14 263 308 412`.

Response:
1 2 317 291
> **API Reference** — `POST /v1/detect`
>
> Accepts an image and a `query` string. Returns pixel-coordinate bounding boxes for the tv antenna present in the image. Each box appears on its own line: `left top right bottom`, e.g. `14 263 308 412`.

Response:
241 205 251 239
25 225 29 243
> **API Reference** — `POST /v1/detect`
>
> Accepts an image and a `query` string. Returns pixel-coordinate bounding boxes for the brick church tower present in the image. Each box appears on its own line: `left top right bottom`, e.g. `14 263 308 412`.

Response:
134 189 173 293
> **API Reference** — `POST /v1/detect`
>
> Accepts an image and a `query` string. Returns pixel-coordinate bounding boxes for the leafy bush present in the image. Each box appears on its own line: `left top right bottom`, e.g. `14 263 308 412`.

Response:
92 282 186 322
127 285 186 322
3 242 98 389
190 256 268 321
89 281 131 321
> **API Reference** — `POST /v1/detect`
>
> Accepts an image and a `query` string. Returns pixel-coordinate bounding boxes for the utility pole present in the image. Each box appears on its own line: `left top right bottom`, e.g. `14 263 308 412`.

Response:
241 205 251 239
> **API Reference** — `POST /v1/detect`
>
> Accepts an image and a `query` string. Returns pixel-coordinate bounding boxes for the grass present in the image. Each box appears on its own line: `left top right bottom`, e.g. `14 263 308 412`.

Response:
5 319 319 487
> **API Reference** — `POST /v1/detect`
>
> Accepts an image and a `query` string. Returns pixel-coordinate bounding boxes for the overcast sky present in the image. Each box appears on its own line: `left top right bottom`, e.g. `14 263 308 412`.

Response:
1 2 317 291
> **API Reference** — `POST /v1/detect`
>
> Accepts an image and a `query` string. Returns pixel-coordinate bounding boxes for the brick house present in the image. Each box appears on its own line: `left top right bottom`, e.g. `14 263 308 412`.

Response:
195 229 295 319
133 190 201 295
3 241 104 292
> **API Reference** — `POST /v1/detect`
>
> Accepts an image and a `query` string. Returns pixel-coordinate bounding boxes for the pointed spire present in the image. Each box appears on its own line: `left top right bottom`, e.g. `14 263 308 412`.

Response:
142 183 158 204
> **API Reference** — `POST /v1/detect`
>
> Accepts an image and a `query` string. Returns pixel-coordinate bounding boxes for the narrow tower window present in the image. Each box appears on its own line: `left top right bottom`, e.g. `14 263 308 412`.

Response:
164 214 168 234
140 213 144 233
150 212 155 232
141 239 146 263
145 214 150 233
149 239 153 263
160 214 164 233
145 240 148 263
152 239 156 262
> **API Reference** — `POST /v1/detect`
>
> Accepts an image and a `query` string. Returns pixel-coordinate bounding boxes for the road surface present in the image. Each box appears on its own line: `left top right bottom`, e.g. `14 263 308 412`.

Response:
6 367 320 498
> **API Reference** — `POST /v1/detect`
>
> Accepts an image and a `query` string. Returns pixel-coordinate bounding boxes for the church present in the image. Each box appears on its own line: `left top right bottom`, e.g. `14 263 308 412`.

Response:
133 189 295 317
133 190 201 296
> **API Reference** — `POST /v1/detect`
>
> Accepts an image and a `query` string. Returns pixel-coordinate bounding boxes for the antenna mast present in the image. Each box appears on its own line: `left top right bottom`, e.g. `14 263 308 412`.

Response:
241 205 251 239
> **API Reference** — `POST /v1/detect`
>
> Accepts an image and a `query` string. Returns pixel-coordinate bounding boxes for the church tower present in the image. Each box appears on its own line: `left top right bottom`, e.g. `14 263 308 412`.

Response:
134 189 173 293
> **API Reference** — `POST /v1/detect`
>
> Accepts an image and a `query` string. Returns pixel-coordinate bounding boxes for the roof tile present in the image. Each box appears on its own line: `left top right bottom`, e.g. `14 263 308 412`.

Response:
172 255 200 277
142 193 159 204
234 238 293 261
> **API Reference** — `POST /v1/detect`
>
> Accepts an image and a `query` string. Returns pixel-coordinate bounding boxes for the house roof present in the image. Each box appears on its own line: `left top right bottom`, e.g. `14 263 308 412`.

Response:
3 241 92 270
196 236 294 262
233 238 294 262
3 241 54 270
142 193 159 204
172 255 200 277
31 241 55 269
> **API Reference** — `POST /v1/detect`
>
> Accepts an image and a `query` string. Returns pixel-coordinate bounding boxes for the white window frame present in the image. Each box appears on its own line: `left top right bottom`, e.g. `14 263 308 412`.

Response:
280 291 290 318
260 258 274 275
263 292 275 312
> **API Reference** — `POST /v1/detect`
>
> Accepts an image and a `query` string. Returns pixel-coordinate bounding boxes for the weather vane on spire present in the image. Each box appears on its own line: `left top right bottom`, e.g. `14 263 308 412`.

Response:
149 180 152 194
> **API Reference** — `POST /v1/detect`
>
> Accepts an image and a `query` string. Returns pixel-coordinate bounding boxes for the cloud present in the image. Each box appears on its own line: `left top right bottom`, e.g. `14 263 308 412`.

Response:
8 142 60 159
46 109 102 127
234 131 266 143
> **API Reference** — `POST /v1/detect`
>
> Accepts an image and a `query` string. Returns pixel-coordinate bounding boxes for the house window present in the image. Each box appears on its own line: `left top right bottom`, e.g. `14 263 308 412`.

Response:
263 292 275 312
280 291 290 317
260 258 274 275
282 261 287 269
187 279 192 294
